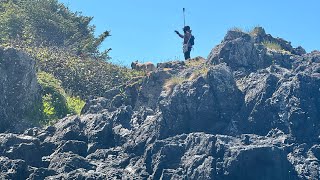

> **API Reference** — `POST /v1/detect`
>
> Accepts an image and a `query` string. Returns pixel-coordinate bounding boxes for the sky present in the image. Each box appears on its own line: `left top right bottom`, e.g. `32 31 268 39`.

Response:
58 0 319 66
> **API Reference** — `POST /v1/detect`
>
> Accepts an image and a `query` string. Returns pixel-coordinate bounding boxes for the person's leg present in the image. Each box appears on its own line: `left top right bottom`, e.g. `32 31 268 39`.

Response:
184 50 190 60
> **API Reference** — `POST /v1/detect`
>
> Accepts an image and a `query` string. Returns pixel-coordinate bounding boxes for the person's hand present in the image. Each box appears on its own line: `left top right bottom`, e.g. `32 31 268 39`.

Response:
174 30 179 34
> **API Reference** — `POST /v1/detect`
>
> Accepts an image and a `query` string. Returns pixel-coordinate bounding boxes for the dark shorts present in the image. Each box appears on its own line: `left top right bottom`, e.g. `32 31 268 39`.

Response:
184 47 192 60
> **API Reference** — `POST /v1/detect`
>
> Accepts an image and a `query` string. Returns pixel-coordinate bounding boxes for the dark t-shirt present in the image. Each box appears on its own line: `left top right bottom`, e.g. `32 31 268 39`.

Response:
183 32 192 45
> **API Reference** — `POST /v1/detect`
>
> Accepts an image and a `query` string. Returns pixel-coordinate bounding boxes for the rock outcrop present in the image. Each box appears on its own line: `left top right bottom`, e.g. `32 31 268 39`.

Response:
1 28 320 179
0 47 40 133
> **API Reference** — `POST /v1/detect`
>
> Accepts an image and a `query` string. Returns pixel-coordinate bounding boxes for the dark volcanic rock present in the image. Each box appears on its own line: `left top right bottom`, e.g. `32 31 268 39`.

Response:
0 156 29 180
1 28 320 179
0 134 43 167
47 152 95 173
27 167 56 180
159 64 243 138
127 132 299 179
134 69 173 110
46 169 108 180
157 60 186 70
208 31 271 71
0 47 41 132
81 97 110 114
45 116 86 143
55 140 88 157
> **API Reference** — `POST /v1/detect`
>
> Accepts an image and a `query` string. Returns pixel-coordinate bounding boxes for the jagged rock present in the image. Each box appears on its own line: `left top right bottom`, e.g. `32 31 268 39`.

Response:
82 82 140 114
251 27 306 55
81 113 114 154
287 144 320 179
47 152 95 174
293 46 307 56
223 30 248 41
134 69 172 110
55 140 87 157
45 169 108 180
157 60 186 70
272 72 320 142
267 50 295 69
27 167 56 180
207 31 271 71
0 47 41 132
1 29 320 179
45 116 86 144
81 97 110 114
86 148 131 178
127 132 299 179
0 134 43 167
236 67 283 134
159 64 243 138
0 156 29 180
236 59 320 142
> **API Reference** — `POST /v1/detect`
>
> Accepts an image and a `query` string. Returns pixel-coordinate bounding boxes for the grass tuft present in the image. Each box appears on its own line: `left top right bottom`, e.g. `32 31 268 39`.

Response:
262 41 291 54
188 67 209 81
185 57 206 68
228 27 244 32
163 76 186 95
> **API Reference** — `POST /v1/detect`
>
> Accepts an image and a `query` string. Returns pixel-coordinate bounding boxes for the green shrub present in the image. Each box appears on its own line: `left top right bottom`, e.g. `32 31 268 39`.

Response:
37 71 85 124
0 0 110 58
67 96 86 115
1 0 144 99
37 72 69 123
12 44 141 98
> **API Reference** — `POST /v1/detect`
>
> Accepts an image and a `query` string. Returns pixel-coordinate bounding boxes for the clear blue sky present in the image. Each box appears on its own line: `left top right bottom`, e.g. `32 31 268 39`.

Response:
59 0 319 66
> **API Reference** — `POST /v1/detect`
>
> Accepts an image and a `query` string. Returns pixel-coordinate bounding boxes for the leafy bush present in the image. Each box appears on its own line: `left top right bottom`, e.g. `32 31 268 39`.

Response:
0 0 144 99
66 96 86 115
0 0 144 125
0 0 110 58
27 46 140 98
37 72 85 124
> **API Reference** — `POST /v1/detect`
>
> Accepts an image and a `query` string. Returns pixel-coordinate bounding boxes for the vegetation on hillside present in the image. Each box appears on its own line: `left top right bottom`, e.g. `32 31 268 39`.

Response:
0 0 109 57
0 0 143 123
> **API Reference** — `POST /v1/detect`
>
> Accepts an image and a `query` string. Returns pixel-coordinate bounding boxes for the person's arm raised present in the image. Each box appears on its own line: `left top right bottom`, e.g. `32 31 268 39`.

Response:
175 30 184 38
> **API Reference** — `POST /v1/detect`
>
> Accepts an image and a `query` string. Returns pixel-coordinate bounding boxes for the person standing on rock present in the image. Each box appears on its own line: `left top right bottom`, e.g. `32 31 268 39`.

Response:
175 26 194 60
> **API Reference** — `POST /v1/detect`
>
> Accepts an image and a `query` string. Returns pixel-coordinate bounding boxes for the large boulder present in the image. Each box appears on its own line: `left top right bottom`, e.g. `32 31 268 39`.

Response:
0 47 41 132
0 133 43 166
288 144 320 179
0 156 29 180
47 152 95 174
207 30 271 71
159 64 243 138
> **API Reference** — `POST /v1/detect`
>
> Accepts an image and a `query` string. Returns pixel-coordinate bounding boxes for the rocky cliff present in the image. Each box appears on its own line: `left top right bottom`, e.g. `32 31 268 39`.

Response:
0 47 41 133
1 28 320 179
